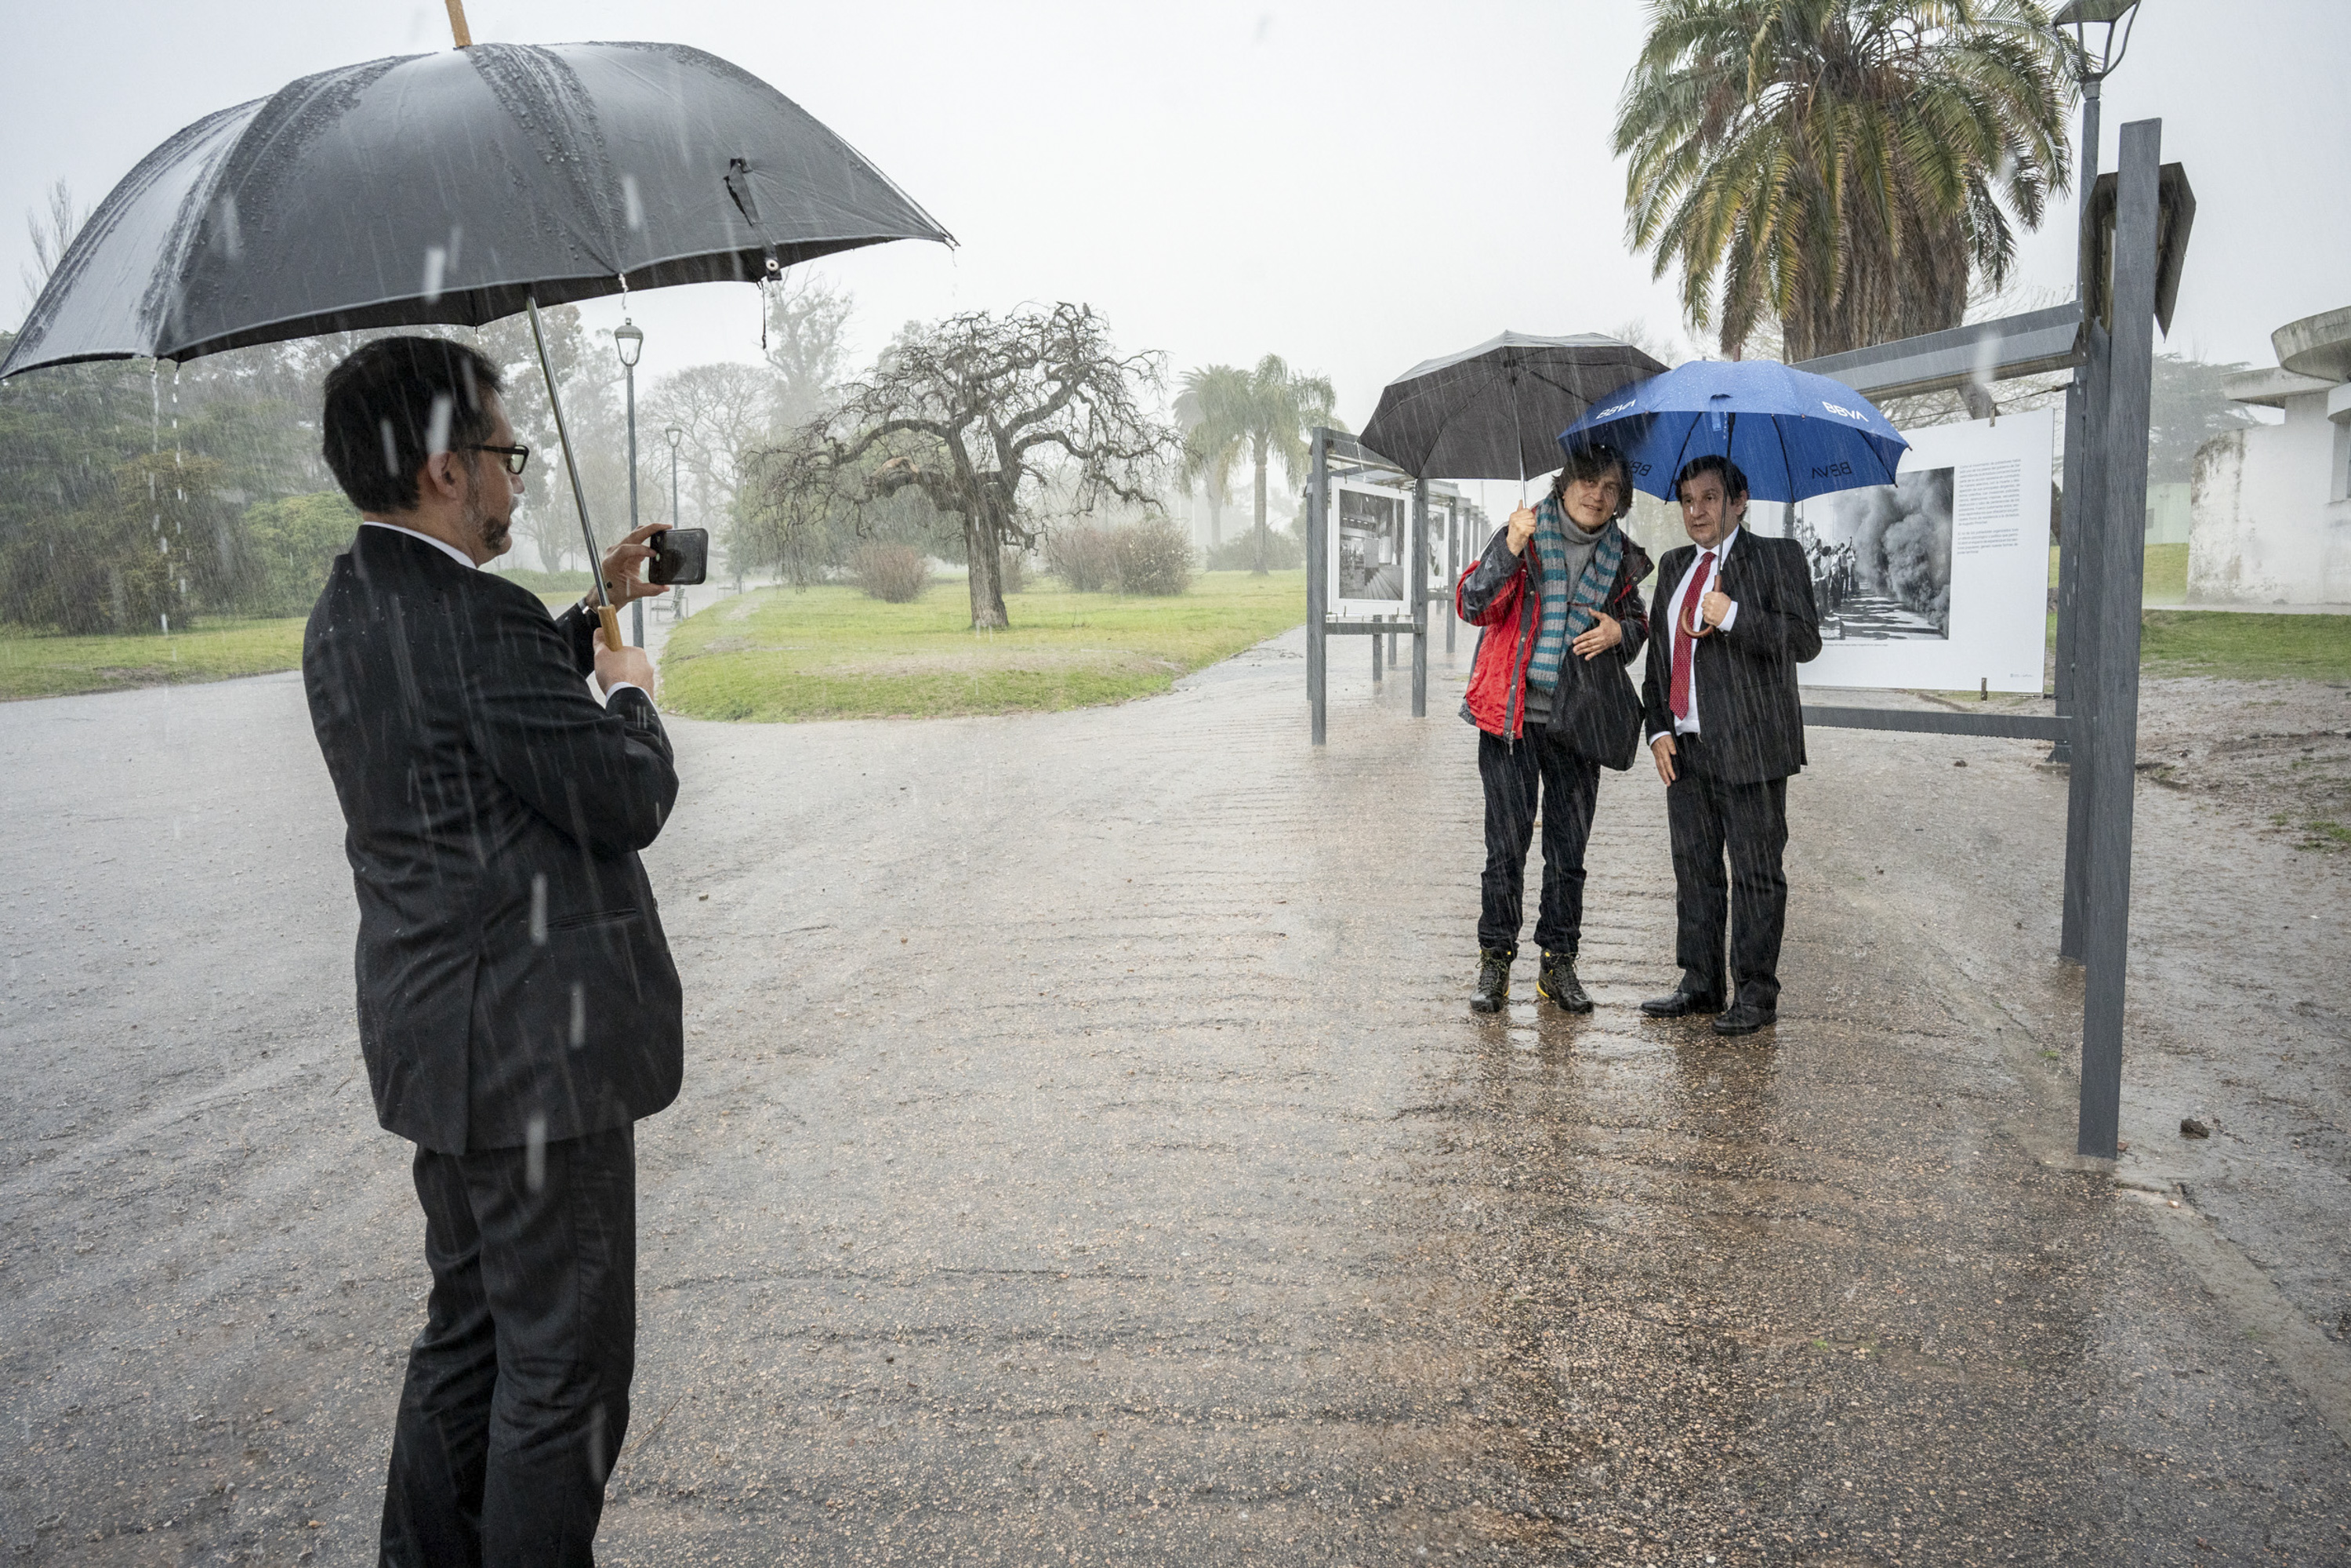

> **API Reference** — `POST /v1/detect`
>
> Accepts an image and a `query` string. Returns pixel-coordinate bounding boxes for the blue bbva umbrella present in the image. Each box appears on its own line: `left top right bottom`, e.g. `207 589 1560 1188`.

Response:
1558 359 1908 503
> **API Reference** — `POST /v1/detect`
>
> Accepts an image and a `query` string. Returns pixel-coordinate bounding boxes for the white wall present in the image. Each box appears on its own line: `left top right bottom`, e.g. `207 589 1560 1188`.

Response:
2186 392 2351 603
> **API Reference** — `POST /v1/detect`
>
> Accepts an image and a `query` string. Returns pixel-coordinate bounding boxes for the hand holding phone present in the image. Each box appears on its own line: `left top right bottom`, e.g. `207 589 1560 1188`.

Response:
648 527 709 586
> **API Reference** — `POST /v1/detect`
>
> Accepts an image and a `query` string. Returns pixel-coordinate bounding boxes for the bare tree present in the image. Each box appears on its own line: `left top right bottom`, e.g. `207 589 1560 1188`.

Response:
745 303 1176 629
644 361 776 539
20 181 85 310
764 272 853 423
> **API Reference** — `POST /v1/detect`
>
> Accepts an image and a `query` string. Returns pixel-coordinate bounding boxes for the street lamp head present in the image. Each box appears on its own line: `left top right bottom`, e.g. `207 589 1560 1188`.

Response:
665 424 684 451
614 318 644 369
2053 0 2141 83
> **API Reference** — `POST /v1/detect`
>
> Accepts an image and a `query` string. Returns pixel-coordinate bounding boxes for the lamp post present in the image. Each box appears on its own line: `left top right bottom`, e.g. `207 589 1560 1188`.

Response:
2055 1 2141 214
2049 0 2142 960
614 318 645 646
2048 0 2141 771
665 425 684 617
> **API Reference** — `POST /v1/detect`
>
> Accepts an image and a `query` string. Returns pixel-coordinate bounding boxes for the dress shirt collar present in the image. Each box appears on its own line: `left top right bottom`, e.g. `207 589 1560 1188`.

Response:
361 518 477 571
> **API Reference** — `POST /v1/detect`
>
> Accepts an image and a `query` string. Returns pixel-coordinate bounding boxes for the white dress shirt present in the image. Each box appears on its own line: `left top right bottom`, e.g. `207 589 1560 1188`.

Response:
1651 525 1743 743
359 519 642 704
361 517 475 569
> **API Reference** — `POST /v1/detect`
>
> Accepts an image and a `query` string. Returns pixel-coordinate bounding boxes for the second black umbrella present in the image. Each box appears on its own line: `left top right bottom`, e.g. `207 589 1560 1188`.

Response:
1357 330 1665 484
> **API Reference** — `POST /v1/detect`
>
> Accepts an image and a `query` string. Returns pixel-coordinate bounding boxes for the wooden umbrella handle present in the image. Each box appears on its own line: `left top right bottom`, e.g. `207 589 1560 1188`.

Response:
597 604 623 652
444 0 473 47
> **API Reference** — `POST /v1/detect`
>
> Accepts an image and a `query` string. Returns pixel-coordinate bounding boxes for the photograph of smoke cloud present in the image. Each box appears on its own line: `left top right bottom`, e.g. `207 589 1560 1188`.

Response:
1794 468 1955 642
1790 408 2054 694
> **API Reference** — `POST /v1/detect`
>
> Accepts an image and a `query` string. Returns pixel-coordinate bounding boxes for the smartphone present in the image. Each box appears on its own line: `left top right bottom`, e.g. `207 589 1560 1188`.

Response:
648 527 709 586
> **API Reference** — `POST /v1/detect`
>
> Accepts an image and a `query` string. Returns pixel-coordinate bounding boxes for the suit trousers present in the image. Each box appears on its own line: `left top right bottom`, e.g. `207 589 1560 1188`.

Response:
1666 733 1789 1008
381 1124 636 1568
1477 721 1602 954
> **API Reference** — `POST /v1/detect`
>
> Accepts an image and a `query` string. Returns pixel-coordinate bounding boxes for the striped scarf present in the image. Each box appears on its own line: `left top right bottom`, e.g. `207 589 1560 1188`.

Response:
1526 496 1624 692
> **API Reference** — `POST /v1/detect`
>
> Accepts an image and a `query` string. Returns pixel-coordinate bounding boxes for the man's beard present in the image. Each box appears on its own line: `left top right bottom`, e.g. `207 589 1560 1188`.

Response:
463 492 512 558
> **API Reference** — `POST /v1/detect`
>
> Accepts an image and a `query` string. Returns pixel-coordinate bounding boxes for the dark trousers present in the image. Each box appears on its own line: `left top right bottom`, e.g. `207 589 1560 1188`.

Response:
1477 722 1602 954
1666 732 1789 1008
381 1124 637 1568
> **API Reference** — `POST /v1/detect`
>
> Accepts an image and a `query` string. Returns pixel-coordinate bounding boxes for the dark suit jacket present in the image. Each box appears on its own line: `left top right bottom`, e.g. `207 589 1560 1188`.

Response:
1640 531 1823 785
303 526 684 1154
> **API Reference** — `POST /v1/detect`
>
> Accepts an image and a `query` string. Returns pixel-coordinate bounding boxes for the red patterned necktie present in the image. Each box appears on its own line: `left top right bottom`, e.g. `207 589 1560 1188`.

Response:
1667 550 1716 722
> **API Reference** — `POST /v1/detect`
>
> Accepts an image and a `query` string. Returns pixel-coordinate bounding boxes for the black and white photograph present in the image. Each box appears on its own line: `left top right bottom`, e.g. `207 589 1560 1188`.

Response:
1333 482 1408 607
1792 466 1954 641
1797 408 2052 694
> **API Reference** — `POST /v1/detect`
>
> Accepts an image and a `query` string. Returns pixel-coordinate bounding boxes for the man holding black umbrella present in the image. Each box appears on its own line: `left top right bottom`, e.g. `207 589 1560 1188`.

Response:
1638 455 1822 1036
304 336 680 1563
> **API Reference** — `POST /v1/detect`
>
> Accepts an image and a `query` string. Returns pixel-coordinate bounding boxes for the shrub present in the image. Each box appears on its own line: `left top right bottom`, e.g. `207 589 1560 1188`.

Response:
851 543 931 602
999 546 1026 594
241 492 361 615
1109 515 1195 596
1044 525 1118 593
1204 522 1304 572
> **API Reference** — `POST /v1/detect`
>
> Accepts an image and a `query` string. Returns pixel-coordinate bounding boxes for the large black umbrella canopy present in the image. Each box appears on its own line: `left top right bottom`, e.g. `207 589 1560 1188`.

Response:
0 40 952 376
1356 330 1667 481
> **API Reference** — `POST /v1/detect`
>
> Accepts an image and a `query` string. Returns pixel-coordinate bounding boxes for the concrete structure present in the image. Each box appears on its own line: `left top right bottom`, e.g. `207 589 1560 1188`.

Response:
2186 306 2351 602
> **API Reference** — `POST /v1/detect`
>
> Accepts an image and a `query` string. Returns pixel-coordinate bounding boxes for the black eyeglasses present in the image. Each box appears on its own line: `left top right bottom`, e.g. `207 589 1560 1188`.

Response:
466 443 532 476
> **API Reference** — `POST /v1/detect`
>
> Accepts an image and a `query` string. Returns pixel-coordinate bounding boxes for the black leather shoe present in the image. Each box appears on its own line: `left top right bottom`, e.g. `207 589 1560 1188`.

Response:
1639 986 1725 1018
1470 947 1515 1014
1537 949 1593 1014
1711 1001 1777 1036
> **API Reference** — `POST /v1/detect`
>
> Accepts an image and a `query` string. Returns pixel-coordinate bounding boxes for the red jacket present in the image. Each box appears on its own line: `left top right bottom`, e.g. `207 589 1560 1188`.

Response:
1456 524 1653 740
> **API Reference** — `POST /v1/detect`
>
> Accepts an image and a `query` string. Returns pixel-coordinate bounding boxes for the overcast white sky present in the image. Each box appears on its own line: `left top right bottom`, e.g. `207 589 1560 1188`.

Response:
6 1 2348 430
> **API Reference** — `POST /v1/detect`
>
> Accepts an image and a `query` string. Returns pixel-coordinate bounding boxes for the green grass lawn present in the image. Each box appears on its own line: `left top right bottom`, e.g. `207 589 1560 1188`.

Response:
0 617 308 700
2140 610 2351 682
0 591 577 702
660 570 1308 721
2044 542 2186 604
2141 542 2189 604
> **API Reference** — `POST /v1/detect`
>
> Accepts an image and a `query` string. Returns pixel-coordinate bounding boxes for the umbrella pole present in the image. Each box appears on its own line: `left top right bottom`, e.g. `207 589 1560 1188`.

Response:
1511 371 1526 506
526 296 623 653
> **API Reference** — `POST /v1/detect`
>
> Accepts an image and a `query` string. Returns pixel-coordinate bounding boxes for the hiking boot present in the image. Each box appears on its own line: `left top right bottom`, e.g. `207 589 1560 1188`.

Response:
1470 946 1515 1014
1536 949 1592 1013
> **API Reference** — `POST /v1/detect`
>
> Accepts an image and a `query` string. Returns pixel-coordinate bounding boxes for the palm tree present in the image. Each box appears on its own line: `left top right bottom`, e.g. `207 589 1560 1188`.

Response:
1178 356 1339 575
1616 0 2073 362
1174 364 1250 550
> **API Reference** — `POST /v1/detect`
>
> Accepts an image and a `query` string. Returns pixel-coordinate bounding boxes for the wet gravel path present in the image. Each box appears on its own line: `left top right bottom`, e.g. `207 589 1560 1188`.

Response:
2 633 2346 1564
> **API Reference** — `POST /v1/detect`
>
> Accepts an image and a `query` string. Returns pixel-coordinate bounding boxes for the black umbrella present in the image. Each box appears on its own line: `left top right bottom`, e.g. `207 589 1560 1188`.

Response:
1 40 952 634
1356 330 1666 486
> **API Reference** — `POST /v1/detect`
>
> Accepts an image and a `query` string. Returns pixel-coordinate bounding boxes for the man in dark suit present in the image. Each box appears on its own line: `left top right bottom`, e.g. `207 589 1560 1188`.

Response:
303 336 681 1565
1638 455 1822 1036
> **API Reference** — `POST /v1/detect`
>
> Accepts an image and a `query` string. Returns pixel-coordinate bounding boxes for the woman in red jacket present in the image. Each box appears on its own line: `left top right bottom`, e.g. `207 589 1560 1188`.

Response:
1456 442 1653 1014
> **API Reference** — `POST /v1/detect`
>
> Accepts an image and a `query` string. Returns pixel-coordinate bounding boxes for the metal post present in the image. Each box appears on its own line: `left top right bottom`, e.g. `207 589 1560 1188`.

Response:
1372 626 1383 682
669 434 683 617
2059 318 2108 963
526 296 619 652
2077 118 2162 1162
1411 477 1428 717
2050 74 2102 770
626 361 641 647
1444 500 1459 655
1308 430 1328 746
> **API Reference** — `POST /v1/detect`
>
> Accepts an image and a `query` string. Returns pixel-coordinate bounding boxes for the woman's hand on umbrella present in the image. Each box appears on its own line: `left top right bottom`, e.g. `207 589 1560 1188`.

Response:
1505 506 1538 555
600 523 673 605
1573 612 1622 659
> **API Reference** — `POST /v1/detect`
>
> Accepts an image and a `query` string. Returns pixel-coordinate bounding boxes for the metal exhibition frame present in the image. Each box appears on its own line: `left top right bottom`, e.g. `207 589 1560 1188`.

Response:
1305 432 1431 735
1309 120 2186 1163
1794 121 2189 1161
